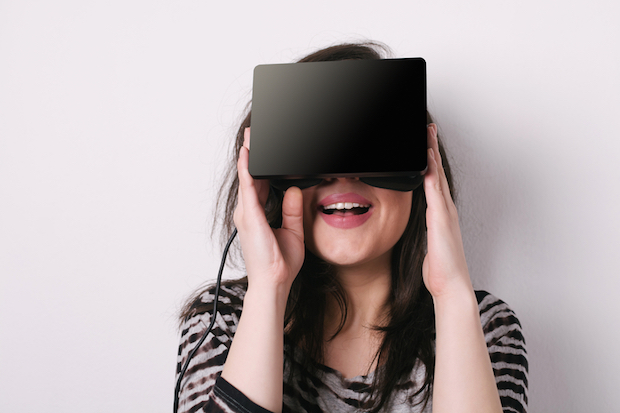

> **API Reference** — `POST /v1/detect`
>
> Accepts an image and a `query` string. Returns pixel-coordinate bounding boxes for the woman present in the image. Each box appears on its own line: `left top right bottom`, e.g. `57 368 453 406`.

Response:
176 42 528 413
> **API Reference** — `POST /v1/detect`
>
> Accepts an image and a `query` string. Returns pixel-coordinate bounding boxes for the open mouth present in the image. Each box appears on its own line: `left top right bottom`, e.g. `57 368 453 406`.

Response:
317 193 374 229
320 202 371 216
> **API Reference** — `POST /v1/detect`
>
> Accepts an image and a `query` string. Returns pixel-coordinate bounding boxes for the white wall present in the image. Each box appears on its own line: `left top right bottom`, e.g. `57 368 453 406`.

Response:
1 1 619 411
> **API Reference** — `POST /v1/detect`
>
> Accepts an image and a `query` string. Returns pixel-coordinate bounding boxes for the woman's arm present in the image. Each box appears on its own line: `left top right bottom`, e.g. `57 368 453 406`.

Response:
423 124 503 413
220 128 305 413
220 284 291 412
432 289 502 413
176 285 273 413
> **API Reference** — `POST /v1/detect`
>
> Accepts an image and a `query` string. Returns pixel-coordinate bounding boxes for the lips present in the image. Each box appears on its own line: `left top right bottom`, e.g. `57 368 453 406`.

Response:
317 192 373 229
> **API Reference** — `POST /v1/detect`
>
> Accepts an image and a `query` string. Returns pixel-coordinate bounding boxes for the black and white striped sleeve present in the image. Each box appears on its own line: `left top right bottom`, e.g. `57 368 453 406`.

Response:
476 290 529 413
176 284 271 413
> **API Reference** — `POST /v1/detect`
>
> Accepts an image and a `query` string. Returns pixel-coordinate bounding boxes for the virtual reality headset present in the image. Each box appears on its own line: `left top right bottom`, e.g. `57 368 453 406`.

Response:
248 57 428 192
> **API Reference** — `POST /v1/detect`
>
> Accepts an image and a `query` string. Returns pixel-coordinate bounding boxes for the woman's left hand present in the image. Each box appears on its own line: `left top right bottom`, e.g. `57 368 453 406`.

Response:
422 124 473 299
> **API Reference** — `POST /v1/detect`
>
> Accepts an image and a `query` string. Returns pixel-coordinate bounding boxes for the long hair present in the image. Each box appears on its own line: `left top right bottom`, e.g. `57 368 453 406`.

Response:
181 41 456 412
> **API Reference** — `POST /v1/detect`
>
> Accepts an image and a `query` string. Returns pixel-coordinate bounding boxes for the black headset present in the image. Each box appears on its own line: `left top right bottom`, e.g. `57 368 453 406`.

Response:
270 174 424 192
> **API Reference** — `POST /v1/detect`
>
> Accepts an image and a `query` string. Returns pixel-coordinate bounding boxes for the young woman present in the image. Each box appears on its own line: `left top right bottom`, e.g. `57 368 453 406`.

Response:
176 42 528 413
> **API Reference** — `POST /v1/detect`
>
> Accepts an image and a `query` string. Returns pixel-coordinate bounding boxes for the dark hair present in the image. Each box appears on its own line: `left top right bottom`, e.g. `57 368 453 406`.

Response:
181 41 455 412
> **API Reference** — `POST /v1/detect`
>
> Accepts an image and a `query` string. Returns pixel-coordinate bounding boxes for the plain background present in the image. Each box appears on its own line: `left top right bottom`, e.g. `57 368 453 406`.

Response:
1 0 619 411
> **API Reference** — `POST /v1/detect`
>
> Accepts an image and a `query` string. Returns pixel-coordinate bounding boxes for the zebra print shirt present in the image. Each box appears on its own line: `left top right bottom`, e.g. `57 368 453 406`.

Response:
176 283 528 413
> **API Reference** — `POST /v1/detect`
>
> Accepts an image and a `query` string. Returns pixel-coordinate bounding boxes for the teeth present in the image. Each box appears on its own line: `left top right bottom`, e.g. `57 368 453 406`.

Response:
323 202 370 210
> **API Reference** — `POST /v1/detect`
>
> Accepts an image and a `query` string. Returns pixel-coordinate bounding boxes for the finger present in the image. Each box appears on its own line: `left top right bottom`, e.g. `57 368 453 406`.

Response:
256 179 270 207
280 186 304 240
424 146 449 214
425 125 446 211
236 146 246 212
427 124 455 213
427 124 440 166
237 145 252 192
242 127 269 206
236 146 266 222
243 127 251 150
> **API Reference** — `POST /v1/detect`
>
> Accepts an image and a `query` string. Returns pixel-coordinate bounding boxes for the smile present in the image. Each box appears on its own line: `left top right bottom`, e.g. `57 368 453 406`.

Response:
321 202 371 215
317 193 373 229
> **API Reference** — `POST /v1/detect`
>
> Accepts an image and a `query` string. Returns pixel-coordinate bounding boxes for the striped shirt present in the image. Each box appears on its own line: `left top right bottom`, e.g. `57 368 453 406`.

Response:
176 283 528 413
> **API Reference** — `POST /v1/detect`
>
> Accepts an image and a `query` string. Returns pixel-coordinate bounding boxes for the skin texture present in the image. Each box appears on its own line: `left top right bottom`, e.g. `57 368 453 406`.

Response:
221 125 502 413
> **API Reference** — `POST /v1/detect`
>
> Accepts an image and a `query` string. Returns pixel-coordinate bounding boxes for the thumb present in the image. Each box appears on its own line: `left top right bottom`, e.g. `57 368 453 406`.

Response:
281 186 304 240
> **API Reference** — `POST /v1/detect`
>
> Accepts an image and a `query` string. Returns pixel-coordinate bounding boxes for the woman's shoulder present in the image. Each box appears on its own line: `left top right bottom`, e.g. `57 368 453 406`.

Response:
474 290 525 339
179 279 248 334
474 290 529 411
175 280 249 413
194 279 248 312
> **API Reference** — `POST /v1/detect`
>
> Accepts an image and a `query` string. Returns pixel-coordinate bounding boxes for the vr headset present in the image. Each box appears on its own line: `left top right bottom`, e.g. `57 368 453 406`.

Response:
249 58 428 192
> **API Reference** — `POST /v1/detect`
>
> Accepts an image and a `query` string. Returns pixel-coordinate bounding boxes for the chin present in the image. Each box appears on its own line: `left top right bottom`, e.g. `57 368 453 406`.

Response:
308 242 384 268
320 254 367 267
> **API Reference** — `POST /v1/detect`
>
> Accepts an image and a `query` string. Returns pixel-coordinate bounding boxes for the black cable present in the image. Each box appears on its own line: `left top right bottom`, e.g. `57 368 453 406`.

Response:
173 228 238 413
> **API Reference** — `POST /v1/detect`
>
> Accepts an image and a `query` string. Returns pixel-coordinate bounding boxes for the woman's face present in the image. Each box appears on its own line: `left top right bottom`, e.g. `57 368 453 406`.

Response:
300 178 412 269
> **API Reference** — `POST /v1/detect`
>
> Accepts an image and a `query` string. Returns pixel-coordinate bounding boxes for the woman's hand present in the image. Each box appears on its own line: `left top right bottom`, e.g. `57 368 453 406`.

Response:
423 124 503 413
422 124 473 299
233 127 305 294
223 128 305 412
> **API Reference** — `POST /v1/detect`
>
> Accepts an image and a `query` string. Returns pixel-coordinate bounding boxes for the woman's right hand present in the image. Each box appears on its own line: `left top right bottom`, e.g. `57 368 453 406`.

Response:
233 127 305 294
